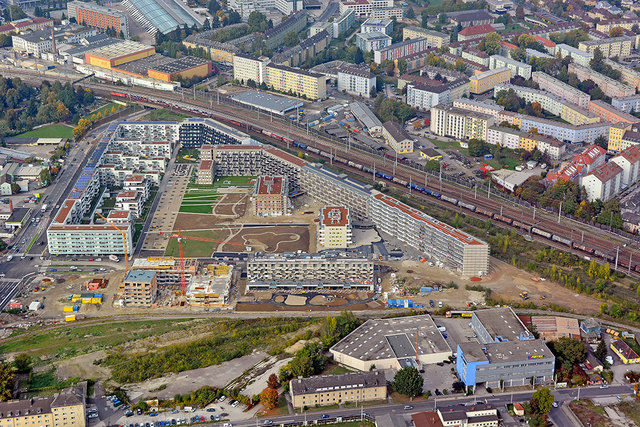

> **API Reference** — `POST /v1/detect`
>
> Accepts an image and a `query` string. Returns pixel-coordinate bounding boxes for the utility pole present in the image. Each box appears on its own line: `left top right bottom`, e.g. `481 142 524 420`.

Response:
615 246 619 270
558 200 563 223
488 179 491 199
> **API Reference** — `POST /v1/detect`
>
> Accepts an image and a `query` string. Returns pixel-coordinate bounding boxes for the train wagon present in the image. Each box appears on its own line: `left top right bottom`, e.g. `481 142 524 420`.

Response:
532 227 552 239
441 195 458 205
494 215 512 225
552 234 572 246
476 208 493 217
458 201 476 211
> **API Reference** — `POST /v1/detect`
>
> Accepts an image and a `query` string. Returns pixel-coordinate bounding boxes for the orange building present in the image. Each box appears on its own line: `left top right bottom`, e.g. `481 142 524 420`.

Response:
589 99 639 124
85 40 155 70
254 175 289 216
67 1 129 37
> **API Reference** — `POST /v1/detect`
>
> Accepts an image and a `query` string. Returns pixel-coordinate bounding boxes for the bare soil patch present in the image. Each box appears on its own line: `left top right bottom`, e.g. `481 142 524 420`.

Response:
213 193 248 216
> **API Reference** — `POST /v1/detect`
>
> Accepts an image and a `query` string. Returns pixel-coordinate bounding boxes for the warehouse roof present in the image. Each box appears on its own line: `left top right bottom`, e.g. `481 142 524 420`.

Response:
460 339 553 363
330 315 451 362
87 40 154 59
150 56 211 74
350 101 383 131
473 307 533 342
114 53 173 75
230 90 303 115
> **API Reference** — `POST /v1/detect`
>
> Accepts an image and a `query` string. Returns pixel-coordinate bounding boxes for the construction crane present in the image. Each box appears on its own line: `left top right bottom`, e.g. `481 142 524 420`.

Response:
158 230 243 296
96 212 129 272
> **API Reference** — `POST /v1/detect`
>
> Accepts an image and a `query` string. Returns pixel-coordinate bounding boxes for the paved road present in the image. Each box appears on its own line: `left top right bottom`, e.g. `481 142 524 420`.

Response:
318 0 338 21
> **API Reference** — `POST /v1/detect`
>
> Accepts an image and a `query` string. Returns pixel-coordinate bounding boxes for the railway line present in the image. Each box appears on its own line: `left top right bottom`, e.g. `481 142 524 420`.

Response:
6 67 640 275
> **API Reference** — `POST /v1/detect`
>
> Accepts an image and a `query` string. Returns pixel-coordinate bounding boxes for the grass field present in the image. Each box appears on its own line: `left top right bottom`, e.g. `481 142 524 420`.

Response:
429 138 465 152
143 108 189 121
619 401 640 424
188 175 256 190
0 319 196 363
17 124 73 139
165 229 228 257
86 102 120 119
179 189 220 214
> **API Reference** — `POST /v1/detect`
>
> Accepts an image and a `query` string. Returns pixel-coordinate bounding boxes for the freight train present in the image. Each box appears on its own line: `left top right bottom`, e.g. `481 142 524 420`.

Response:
107 91 637 273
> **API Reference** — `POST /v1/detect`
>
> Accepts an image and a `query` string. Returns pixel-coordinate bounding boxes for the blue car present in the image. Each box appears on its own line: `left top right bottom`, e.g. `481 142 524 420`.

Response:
321 415 330 419
149 413 158 417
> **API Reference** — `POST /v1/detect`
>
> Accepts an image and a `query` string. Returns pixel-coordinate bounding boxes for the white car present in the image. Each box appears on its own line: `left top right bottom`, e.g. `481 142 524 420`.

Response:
231 401 240 407
552 402 558 408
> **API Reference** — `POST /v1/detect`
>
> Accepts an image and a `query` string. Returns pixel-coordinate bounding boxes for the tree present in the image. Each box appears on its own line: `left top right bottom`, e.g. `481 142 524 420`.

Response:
385 60 395 76
55 101 70 121
392 367 423 397
0 362 14 401
531 387 554 414
13 354 31 373
481 33 501 56
267 373 279 389
354 47 364 64
633 23 640 34
397 59 408 75
260 387 278 409
594 135 607 150
610 26 624 37
284 31 299 47
552 337 586 365
248 11 268 32
595 339 607 363
516 5 525 20
10 183 20 194
406 7 415 19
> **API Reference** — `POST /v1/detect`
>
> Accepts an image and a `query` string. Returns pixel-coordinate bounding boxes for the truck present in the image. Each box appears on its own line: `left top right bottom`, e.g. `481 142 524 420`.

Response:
109 255 119 262
41 204 47 212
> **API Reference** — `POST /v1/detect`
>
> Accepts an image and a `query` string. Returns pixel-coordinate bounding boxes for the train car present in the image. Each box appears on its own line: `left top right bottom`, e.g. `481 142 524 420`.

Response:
413 185 425 192
572 243 595 255
476 208 493 217
422 188 432 196
430 191 442 198
362 166 373 173
319 150 332 158
334 156 348 164
376 172 393 180
441 195 458 205
531 227 552 239
230 120 242 127
458 201 476 212
308 147 320 154
110 91 127 97
551 234 572 246
494 215 513 225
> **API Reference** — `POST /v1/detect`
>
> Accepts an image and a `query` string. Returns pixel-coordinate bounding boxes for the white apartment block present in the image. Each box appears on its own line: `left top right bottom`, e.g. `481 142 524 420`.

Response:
430 105 494 141
333 9 355 38
494 83 562 115
361 18 393 35
229 0 303 18
12 31 53 55
453 98 505 120
532 71 591 109
489 55 532 80
339 0 393 18
611 145 640 187
246 252 374 290
582 162 623 202
356 31 392 51
535 135 566 161
337 67 376 98
116 190 143 218
196 159 214 185
407 84 450 111
486 126 520 150
233 53 269 85
317 205 353 249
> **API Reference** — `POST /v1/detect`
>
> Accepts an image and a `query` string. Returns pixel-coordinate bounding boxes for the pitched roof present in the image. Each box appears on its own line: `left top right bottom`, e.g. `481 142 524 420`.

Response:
459 24 495 36
572 144 606 165
586 162 622 183
615 144 640 163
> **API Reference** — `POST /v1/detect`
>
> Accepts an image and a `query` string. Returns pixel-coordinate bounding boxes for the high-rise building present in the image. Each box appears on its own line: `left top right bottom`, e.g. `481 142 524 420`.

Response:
67 1 130 37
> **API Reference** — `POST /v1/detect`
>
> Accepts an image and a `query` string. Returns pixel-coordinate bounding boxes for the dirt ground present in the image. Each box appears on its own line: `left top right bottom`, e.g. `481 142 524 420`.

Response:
55 350 111 381
213 193 248 216
382 258 602 313
236 299 385 312
227 225 310 252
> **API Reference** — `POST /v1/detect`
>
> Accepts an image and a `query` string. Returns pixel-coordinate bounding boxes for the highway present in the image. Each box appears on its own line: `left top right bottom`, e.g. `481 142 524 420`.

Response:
4 66 640 279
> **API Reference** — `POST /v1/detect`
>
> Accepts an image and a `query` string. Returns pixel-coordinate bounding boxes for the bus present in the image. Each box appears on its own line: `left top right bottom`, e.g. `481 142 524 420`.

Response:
445 310 473 318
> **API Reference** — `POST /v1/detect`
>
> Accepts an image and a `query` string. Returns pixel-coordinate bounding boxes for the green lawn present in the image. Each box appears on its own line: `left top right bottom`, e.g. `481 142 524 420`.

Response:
86 102 120 119
142 108 189 121
0 319 197 363
497 24 525 34
165 230 230 257
179 205 215 214
428 138 466 153
321 362 353 376
17 124 73 139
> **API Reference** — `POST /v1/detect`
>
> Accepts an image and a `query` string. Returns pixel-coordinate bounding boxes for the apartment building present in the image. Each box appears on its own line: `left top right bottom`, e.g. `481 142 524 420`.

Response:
246 252 375 290
382 121 413 153
453 98 504 119
12 29 54 55
486 126 520 150
430 105 494 141
611 144 640 187
0 387 86 427
370 192 489 275
263 11 307 50
578 36 634 57
115 190 142 218
196 160 214 185
333 9 355 38
613 94 640 112
604 59 640 91
369 5 404 20
469 67 510 94
233 53 269 85
402 26 449 48
271 30 331 67
182 30 239 64
67 1 129 37
361 18 393 35
253 175 289 216
556 43 593 67
265 63 327 100
494 83 562 115
572 144 607 174
337 67 376 98
569 63 635 98
535 135 566 160
373 37 430 64
356 31 392 51
407 83 450 111
317 206 352 249
596 17 640 33
122 270 157 307
561 103 601 126
608 122 633 152
489 55 532 79
589 99 639 124
462 48 490 67
179 117 252 149
582 162 623 201
290 371 386 409
338 0 396 18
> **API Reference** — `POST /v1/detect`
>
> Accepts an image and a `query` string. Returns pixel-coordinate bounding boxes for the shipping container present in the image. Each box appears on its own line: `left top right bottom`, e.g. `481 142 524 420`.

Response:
65 315 76 322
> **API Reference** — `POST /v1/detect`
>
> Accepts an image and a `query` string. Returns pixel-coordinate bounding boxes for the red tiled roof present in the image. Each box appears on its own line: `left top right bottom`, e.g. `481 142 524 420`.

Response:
411 412 444 427
587 162 622 183
459 24 495 37
256 175 284 195
535 36 556 47
320 206 350 227
616 144 640 163
500 41 518 50
265 146 308 167
54 199 75 224
572 144 606 165
199 160 213 170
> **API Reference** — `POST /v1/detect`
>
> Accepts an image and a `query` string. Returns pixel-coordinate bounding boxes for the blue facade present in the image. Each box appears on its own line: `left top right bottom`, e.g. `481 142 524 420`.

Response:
456 344 489 387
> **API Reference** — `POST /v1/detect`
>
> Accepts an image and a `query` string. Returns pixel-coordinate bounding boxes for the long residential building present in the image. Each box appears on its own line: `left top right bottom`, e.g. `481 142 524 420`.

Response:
265 63 327 100
489 55 532 79
271 30 331 67
402 26 449 48
338 67 376 98
356 31 392 52
596 17 640 33
373 37 430 64
0 387 86 427
290 371 386 409
532 71 591 109
556 43 593 67
604 59 640 91
406 76 470 111
361 18 393 35
469 67 510 94
67 1 129 37
246 252 375 290
589 99 639 124
578 36 634 57
262 11 308 50
569 63 635 98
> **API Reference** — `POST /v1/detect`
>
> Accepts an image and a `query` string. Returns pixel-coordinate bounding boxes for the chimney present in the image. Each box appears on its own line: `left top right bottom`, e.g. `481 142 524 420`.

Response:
51 27 56 54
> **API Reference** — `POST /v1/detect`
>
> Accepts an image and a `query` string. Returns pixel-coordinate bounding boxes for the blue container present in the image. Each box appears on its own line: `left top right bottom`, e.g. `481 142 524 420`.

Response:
338 121 345 126
421 286 432 293
484 154 494 159
73 306 79 312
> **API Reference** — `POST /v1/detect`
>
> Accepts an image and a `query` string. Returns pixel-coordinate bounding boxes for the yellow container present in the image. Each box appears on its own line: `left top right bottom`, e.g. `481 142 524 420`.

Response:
65 315 76 322
63 306 74 312
91 297 102 304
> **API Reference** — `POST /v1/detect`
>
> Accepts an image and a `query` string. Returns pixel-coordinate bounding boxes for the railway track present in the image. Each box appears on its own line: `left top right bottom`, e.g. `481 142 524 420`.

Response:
5 68 640 274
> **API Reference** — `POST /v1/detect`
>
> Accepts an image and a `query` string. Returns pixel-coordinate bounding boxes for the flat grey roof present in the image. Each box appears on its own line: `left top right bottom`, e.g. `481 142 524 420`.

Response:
473 307 533 342
230 90 303 115
290 371 385 395
350 101 383 130
331 314 451 362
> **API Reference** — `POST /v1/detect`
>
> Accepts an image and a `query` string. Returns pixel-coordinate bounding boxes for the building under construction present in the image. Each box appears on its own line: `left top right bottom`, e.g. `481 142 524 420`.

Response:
185 264 233 306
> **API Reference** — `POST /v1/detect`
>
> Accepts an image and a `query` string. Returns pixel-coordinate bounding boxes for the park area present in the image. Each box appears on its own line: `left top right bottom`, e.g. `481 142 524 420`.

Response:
17 124 73 139
429 138 522 170
178 176 255 215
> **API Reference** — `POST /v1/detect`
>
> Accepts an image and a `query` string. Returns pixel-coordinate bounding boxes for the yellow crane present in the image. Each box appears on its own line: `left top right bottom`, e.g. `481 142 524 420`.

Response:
95 211 130 272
